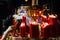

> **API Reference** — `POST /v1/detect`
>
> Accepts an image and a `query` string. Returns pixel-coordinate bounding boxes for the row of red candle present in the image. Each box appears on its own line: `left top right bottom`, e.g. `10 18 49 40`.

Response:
13 14 59 38
41 14 60 38
13 16 27 37
41 23 59 38
19 16 39 38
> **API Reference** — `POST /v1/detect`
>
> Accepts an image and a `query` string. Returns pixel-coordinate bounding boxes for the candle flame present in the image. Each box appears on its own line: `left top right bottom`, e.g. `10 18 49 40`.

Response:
20 23 25 26
34 13 36 16
39 11 41 14
32 21 38 25
49 14 56 18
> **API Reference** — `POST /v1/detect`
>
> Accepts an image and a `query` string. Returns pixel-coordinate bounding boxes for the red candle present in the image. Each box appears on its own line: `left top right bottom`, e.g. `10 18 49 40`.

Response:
48 14 59 37
13 18 18 36
19 22 26 37
41 15 48 22
29 21 39 38
41 22 49 38
55 17 60 37
48 15 54 37
53 15 59 37
48 14 58 24
22 16 28 35
39 12 41 17
53 15 58 25
22 16 26 24
48 15 54 26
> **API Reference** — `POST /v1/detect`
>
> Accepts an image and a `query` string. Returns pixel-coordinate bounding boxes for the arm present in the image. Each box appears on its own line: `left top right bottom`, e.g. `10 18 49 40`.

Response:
1 26 13 40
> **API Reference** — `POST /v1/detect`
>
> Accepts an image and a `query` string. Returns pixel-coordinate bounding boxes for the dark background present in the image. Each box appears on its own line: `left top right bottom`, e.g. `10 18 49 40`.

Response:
0 0 60 19
0 0 60 36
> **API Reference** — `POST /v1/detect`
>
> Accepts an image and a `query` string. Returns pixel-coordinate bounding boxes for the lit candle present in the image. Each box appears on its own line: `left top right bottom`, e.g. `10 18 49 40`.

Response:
29 21 39 38
53 14 58 25
22 16 26 24
48 14 58 26
39 11 42 17
41 15 48 22
48 14 55 25
34 13 36 17
41 22 49 38
53 14 59 37
19 23 26 37
13 18 18 36
48 14 55 37
48 14 58 37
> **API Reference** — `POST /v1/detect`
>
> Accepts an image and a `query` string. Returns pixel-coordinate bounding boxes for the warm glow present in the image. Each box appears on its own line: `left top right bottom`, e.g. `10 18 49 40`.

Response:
49 14 56 18
32 21 38 25
39 11 41 14
25 0 28 2
36 15 38 17
20 23 25 26
32 0 35 6
28 34 30 38
34 13 36 16
44 23 49 27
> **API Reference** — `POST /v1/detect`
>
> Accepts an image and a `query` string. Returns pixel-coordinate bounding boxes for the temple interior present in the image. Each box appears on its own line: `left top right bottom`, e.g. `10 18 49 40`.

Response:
0 0 60 40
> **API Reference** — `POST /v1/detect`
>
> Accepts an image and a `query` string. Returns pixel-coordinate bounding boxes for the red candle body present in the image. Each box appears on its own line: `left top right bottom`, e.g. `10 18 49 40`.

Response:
48 16 55 37
22 16 26 24
41 15 48 22
13 20 18 36
48 15 57 25
22 16 28 37
54 16 60 37
53 16 59 37
55 16 60 37
29 22 39 38
19 23 26 37
48 15 59 37
41 22 49 38
48 17 53 26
